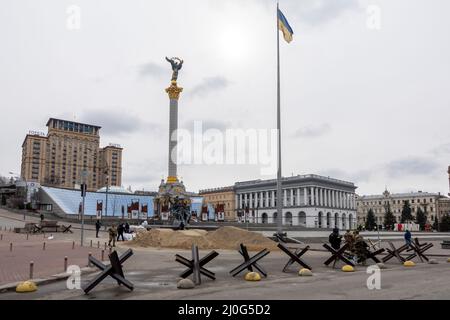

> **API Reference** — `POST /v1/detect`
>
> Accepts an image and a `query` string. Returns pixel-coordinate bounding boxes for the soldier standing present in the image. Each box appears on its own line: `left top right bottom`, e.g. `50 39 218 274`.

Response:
354 231 369 265
108 224 117 247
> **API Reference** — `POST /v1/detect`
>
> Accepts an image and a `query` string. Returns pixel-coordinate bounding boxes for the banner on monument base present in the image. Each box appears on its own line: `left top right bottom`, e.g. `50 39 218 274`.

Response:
127 204 132 219
140 203 148 220
131 200 139 219
96 200 103 219
215 204 225 222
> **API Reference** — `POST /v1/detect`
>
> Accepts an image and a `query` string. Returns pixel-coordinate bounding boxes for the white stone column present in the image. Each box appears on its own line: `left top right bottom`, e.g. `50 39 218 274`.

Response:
290 189 294 206
249 193 253 209
331 190 335 208
283 189 287 207
297 188 301 206
326 189 329 207
265 191 269 208
303 188 308 206
320 188 323 206
254 192 258 209
310 187 314 206
271 190 275 207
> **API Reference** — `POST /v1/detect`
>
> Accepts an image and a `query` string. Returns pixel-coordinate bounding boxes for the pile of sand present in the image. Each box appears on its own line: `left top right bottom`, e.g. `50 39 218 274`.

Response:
129 226 278 251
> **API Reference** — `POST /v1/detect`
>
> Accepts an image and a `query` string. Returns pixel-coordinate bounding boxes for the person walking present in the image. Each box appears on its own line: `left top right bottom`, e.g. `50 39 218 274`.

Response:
124 222 130 234
95 220 102 238
108 224 117 247
404 229 412 246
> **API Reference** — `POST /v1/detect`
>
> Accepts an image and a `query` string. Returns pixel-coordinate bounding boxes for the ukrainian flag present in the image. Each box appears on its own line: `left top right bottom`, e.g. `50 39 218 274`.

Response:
278 8 294 43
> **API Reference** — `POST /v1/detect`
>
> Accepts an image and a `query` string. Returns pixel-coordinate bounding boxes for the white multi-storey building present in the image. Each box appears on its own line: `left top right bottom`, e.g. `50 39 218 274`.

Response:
234 174 357 229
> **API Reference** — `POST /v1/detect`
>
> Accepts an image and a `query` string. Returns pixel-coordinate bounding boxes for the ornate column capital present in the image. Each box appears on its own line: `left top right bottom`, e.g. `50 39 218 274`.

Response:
165 81 183 100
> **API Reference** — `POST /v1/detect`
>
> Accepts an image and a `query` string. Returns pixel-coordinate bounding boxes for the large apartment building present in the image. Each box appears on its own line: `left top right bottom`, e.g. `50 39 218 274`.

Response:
21 118 123 191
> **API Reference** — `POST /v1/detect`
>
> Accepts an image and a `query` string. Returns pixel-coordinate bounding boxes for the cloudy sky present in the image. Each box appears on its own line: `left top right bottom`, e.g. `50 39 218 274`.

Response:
1 0 449 196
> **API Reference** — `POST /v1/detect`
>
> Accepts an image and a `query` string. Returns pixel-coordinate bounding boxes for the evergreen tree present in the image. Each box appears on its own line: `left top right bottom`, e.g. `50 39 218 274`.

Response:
440 214 450 232
383 203 396 230
365 209 377 231
415 207 427 231
400 201 414 223
433 215 439 231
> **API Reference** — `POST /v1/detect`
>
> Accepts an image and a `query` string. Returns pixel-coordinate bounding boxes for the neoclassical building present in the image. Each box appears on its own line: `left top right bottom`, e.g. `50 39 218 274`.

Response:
356 189 447 226
234 174 357 229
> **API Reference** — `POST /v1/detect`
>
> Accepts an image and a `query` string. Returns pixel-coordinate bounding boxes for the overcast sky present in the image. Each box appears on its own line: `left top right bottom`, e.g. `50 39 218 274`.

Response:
1 0 449 196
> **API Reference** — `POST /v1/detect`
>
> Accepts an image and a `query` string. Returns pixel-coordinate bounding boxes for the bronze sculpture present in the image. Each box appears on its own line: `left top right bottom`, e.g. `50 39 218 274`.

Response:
165 57 184 82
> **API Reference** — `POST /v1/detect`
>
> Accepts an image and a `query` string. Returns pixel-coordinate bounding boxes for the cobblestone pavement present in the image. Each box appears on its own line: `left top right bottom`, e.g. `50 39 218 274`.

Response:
0 209 114 286
1 208 450 299
1 243 449 300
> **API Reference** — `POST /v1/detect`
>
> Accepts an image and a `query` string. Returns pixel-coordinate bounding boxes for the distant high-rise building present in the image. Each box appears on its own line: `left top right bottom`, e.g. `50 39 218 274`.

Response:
21 118 122 191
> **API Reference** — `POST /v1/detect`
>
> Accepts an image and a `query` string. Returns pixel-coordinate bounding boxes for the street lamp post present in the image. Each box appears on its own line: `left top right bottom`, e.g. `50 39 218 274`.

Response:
105 174 109 217
80 170 88 247
9 172 27 220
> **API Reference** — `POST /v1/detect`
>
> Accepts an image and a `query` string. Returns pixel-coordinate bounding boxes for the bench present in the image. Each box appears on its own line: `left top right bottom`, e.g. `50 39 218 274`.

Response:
39 220 59 232
441 240 450 249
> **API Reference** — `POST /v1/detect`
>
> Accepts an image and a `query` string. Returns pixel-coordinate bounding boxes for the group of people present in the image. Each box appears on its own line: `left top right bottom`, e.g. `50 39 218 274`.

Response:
94 220 131 247
329 228 370 265
329 227 415 265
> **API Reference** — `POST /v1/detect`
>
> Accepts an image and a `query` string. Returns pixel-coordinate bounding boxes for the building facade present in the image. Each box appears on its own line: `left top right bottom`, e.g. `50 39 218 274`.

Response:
199 186 236 221
21 118 123 191
234 175 357 229
356 190 444 226
437 196 450 218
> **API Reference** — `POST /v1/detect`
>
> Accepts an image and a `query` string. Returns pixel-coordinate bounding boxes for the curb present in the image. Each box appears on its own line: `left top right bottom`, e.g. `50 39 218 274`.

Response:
0 266 98 293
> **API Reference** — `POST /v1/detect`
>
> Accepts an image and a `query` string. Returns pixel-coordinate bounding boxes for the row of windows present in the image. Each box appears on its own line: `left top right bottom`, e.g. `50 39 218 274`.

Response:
362 206 434 214
359 198 434 206
52 120 97 135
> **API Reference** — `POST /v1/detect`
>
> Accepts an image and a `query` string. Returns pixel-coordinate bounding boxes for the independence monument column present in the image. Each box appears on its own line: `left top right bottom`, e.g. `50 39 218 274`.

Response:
165 57 184 184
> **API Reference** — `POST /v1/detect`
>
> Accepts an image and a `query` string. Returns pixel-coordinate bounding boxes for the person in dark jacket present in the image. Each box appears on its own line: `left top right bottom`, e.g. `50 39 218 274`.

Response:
329 228 342 250
95 220 102 238
124 222 130 234
117 223 125 241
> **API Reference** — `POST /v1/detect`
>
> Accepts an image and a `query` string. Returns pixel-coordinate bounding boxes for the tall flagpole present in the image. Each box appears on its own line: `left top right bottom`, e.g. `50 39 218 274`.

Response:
276 1 283 236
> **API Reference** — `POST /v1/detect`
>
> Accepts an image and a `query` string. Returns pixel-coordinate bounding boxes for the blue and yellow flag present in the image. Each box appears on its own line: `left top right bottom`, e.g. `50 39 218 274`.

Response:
278 8 294 43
